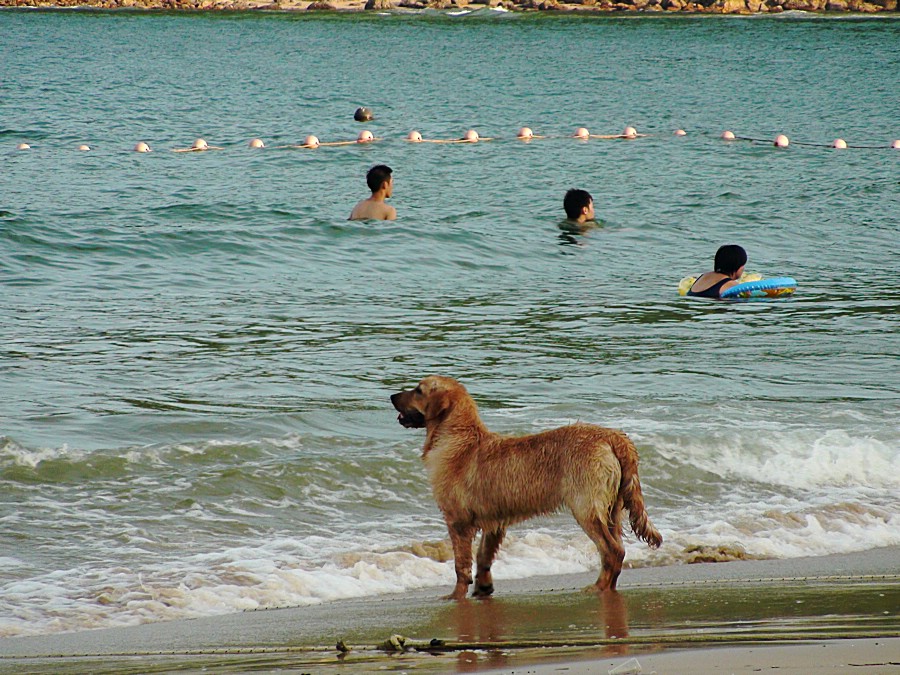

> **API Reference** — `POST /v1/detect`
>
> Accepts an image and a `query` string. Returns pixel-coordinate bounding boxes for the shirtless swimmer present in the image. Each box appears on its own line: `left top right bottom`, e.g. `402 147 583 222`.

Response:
349 164 396 221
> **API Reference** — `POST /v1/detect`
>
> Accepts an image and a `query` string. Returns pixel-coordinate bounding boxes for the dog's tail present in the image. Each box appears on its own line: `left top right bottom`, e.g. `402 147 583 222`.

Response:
610 433 663 549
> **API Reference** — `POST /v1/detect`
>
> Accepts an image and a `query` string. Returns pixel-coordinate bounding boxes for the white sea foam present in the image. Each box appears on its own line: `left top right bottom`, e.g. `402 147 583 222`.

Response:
0 438 84 468
654 428 899 490
3 492 897 639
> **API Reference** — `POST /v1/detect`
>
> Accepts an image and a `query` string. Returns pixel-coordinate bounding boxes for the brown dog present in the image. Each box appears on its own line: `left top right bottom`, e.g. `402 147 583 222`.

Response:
391 375 662 600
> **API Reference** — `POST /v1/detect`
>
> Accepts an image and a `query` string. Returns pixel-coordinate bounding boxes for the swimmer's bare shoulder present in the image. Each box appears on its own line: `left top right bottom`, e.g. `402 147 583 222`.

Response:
349 199 396 221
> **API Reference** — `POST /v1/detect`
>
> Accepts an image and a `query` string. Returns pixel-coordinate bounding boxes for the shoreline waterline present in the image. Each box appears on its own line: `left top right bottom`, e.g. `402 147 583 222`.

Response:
1 547 897 673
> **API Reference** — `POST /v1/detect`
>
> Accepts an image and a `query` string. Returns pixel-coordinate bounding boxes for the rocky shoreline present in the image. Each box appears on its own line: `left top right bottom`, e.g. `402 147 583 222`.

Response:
2 0 896 15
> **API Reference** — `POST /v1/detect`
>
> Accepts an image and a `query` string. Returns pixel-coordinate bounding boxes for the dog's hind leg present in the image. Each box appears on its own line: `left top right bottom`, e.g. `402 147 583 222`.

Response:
473 527 506 597
445 520 477 601
576 512 625 592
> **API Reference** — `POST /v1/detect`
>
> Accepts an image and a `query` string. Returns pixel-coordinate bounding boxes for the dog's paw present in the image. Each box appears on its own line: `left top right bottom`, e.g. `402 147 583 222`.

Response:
442 588 469 601
472 584 494 597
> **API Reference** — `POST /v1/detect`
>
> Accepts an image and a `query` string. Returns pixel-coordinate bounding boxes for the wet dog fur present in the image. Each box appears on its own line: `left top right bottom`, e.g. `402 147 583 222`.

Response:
391 375 662 600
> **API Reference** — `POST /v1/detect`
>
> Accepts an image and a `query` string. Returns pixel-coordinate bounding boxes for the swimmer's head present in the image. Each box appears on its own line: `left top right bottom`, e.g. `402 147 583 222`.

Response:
464 129 479 142
721 130 735 141
622 126 637 138
357 130 374 143
674 129 687 137
563 188 594 221
774 134 790 148
574 127 590 139
77 144 91 151
248 138 265 148
354 107 374 122
407 130 423 142
16 143 31 150
714 244 748 277
304 135 319 148
832 139 847 149
366 164 393 195
517 127 534 139
192 138 208 150
134 142 151 153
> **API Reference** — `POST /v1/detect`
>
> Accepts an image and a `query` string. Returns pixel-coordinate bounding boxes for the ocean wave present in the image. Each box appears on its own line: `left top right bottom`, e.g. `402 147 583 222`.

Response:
3 494 897 639
653 428 898 490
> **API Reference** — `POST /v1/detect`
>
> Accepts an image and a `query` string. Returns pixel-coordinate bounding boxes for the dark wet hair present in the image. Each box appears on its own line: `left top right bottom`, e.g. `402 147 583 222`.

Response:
714 244 748 275
366 164 392 193
354 107 374 122
563 189 592 220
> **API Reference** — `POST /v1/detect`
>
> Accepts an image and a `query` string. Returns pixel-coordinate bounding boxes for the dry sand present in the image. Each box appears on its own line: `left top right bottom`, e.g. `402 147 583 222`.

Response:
0 546 897 673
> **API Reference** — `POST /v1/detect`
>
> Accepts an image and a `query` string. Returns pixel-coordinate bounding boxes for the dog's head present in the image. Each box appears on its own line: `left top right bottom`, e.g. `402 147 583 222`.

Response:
391 376 467 429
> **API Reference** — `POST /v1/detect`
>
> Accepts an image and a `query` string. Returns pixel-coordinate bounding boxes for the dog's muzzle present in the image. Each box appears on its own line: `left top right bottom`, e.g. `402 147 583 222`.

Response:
391 392 426 428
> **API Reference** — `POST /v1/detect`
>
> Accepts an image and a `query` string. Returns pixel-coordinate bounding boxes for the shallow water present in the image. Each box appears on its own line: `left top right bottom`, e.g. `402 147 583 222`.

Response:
1 9 898 637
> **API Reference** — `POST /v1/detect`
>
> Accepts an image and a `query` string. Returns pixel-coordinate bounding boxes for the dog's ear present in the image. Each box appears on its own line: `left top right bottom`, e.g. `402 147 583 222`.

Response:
423 383 454 423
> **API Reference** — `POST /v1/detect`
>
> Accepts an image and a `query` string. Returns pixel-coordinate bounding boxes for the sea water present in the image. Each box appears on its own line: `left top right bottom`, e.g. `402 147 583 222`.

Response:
1 9 898 637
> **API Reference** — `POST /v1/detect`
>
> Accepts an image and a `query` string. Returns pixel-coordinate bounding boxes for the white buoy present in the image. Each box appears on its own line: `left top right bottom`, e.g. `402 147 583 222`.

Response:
517 127 534 139
674 129 687 137
574 127 590 139
248 138 265 148
407 131 423 142
832 139 847 149
721 130 735 141
304 135 319 148
774 134 790 148
357 130 374 143
134 142 151 153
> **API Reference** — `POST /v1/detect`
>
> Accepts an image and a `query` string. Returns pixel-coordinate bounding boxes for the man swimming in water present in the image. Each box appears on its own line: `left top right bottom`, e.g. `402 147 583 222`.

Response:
563 188 595 226
349 164 396 221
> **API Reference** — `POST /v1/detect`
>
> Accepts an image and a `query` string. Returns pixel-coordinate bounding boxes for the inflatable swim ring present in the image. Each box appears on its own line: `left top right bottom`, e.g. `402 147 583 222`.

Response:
720 276 797 299
678 273 796 299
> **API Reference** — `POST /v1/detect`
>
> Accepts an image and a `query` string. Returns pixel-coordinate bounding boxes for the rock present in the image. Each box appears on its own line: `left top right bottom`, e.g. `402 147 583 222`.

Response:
307 0 335 7
365 0 393 7
783 0 824 9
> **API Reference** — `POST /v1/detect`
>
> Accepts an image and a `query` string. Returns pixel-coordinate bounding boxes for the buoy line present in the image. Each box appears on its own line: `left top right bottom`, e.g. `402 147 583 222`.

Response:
11 127 900 153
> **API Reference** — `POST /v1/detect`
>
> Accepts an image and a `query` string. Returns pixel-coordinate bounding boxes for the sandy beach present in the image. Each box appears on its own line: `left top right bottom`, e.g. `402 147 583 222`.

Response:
1 546 897 673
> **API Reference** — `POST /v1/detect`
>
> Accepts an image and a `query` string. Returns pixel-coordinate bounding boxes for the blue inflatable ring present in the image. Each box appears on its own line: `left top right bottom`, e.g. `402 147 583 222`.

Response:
719 276 798 299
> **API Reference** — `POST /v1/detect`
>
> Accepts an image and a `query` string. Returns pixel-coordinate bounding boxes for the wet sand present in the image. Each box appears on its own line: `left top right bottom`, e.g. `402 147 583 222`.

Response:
1 546 897 673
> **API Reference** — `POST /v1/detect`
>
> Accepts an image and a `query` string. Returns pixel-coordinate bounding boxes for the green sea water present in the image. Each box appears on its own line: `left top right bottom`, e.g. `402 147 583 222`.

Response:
1 9 898 637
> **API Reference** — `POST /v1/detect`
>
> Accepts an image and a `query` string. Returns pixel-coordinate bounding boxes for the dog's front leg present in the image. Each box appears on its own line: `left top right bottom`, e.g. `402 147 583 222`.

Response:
444 520 476 601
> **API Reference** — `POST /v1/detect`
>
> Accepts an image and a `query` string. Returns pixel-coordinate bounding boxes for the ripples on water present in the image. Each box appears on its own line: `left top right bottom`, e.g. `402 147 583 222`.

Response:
1 10 898 636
